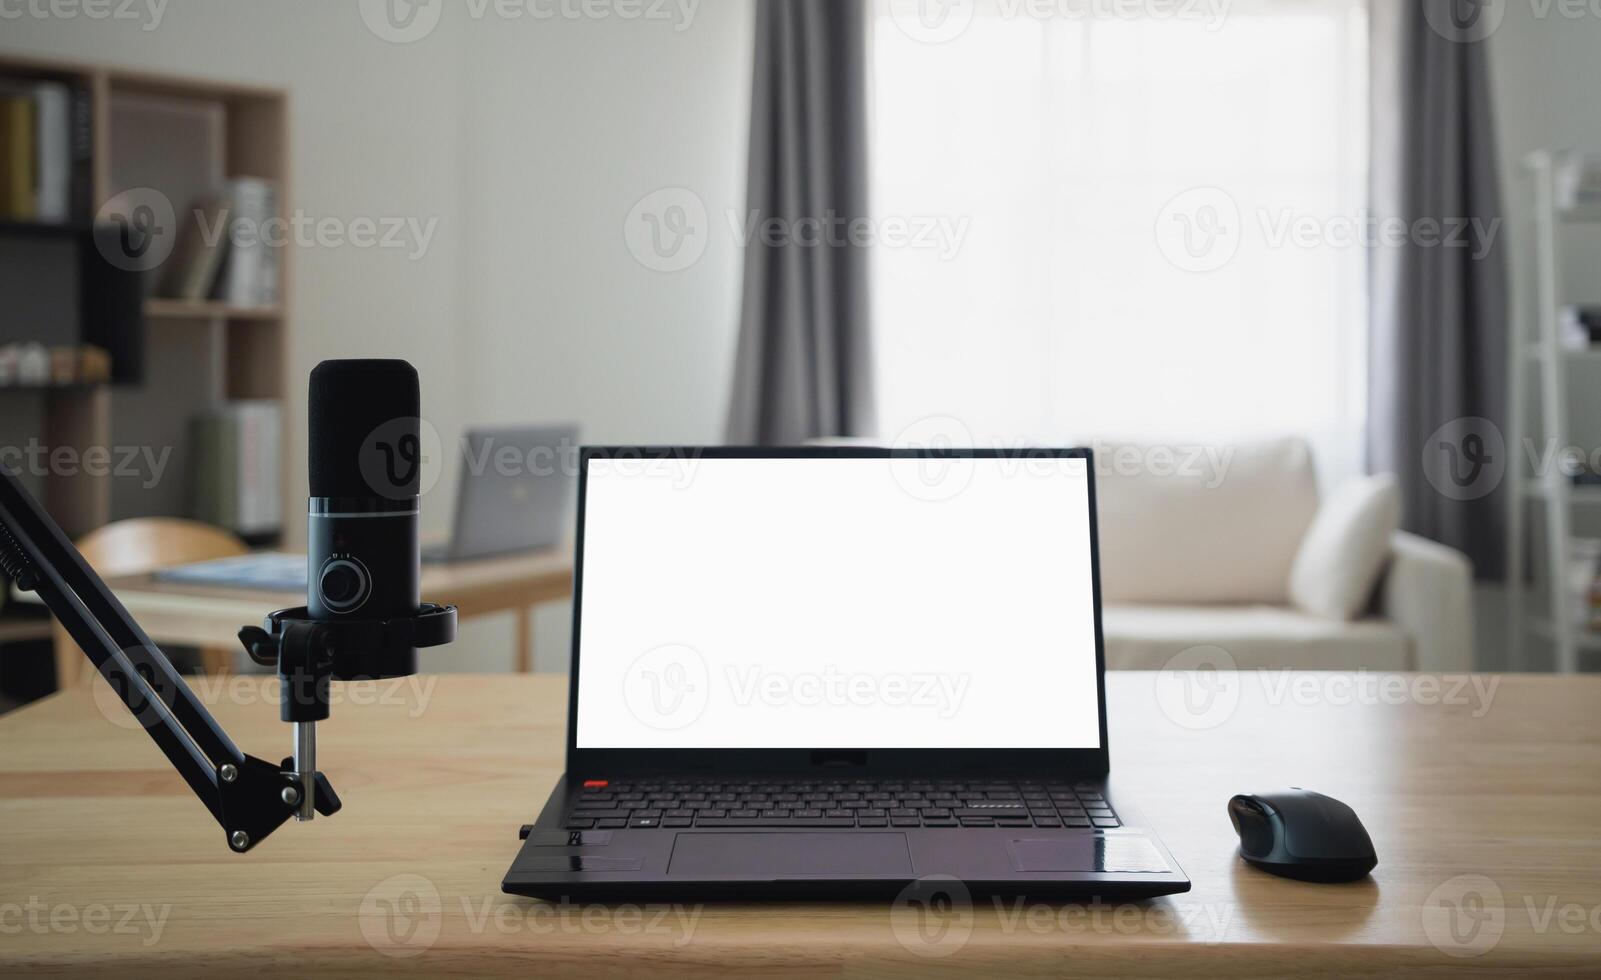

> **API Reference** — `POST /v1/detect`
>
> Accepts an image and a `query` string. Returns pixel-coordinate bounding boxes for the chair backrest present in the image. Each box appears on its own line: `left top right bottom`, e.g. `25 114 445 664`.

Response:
52 519 248 685
74 518 248 577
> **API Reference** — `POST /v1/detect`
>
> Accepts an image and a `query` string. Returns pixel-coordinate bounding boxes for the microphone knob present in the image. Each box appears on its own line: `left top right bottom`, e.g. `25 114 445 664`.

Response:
317 558 370 613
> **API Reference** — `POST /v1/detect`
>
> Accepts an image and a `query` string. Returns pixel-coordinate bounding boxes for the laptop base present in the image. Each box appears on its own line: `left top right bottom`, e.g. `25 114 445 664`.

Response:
503 826 1190 901
503 775 1189 901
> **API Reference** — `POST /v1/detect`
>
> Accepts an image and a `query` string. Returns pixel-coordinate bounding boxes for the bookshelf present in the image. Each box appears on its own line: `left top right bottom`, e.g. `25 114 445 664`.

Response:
1507 149 1601 674
0 54 289 542
144 299 284 321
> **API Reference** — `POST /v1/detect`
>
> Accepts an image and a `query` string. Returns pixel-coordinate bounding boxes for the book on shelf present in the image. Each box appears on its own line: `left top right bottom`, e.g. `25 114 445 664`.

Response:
0 93 32 219
1554 151 1601 213
0 76 91 223
158 177 281 307
217 177 280 307
1561 306 1601 349
192 400 283 538
31 82 69 222
69 84 91 219
162 193 232 300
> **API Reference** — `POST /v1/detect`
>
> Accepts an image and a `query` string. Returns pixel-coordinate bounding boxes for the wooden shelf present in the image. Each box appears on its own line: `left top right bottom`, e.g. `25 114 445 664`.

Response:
1523 484 1601 504
0 220 91 239
1558 205 1601 224
143 299 282 321
1523 343 1601 361
1529 618 1601 652
0 383 106 393
0 53 289 539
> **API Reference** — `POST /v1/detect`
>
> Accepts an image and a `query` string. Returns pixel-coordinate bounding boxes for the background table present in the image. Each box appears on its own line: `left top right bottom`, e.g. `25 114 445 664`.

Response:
36 548 573 682
2 671 1598 977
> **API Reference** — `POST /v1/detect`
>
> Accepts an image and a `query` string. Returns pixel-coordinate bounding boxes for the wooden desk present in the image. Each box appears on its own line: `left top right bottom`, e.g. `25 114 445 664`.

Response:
2 671 1598 977
39 549 572 681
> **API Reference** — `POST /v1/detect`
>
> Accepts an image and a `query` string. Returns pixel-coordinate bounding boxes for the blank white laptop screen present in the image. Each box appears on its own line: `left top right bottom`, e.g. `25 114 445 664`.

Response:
574 454 1102 749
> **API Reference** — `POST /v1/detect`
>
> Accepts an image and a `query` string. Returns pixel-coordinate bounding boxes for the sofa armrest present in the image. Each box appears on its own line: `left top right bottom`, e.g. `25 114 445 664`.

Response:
1378 531 1474 671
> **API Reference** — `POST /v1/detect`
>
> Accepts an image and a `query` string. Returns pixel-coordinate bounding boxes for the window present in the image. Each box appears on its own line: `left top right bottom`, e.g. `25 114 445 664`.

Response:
871 0 1369 479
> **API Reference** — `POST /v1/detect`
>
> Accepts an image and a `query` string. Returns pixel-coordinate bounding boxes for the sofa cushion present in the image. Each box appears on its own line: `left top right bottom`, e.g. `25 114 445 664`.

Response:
1095 437 1319 604
1102 603 1410 670
1289 474 1402 620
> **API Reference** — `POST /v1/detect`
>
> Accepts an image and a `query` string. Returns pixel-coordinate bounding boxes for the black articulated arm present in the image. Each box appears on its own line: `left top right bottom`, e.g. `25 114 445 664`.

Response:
0 466 336 852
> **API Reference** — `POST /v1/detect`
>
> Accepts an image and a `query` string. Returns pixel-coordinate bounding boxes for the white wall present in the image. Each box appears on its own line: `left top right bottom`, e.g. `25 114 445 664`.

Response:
452 6 752 669
1 0 753 671
458 11 750 446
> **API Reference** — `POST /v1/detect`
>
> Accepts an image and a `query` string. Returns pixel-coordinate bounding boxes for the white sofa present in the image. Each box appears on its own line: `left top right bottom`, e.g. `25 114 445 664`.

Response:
1095 437 1474 671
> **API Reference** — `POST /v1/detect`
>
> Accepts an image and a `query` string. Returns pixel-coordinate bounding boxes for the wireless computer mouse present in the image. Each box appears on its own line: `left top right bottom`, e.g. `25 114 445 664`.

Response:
1228 788 1377 882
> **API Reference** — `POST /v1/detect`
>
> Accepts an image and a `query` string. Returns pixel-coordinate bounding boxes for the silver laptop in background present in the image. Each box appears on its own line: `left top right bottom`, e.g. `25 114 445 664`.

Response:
423 424 579 563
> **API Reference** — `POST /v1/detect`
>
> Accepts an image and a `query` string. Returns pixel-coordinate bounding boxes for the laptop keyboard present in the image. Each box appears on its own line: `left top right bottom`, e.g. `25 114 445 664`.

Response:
564 778 1120 830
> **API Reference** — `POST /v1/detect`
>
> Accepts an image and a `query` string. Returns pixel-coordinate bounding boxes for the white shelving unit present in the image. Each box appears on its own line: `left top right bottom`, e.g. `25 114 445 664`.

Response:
1508 150 1601 673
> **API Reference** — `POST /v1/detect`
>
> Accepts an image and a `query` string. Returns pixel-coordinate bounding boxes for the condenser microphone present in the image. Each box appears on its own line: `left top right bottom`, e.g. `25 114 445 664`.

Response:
306 358 422 679
232 358 451 826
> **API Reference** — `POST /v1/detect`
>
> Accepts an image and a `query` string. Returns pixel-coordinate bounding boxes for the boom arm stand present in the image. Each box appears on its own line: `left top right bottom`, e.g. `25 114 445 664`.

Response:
0 465 453 853
238 603 456 821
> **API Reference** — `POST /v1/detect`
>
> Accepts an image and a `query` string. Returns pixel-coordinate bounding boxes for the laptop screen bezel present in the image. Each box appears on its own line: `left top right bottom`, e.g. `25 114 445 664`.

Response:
564 446 1111 777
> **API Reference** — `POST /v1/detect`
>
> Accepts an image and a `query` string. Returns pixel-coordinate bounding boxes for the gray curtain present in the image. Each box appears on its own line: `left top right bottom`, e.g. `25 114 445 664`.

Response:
725 0 875 445
1367 0 1509 578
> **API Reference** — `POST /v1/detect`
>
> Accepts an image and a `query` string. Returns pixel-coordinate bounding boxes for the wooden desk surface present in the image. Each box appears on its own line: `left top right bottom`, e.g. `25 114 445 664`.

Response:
2 671 1598 978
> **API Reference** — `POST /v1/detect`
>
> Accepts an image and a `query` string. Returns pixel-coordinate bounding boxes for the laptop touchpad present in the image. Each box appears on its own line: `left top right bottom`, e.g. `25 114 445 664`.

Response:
668 833 912 876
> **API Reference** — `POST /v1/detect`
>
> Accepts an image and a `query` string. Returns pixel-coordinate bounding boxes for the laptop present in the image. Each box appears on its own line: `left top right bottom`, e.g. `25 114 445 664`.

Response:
501 446 1190 900
423 424 578 562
